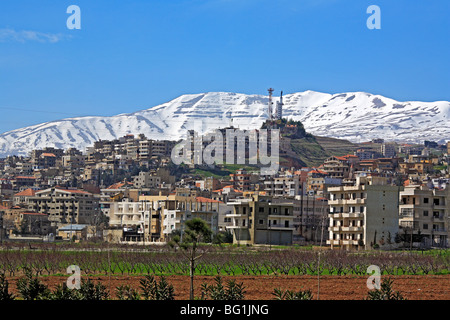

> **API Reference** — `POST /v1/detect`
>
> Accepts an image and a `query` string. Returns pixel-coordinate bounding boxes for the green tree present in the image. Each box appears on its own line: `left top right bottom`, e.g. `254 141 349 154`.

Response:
169 218 212 300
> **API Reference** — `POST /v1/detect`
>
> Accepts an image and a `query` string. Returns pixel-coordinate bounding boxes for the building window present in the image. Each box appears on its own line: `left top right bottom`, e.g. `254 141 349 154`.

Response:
259 219 264 225
424 198 429 204
423 224 428 230
423 210 428 217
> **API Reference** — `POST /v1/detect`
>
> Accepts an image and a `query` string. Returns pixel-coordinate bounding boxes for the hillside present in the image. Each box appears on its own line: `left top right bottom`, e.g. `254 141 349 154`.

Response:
0 90 448 157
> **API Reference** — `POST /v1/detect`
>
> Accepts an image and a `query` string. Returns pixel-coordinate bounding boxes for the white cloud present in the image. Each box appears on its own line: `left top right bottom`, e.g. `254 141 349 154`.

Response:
0 28 70 43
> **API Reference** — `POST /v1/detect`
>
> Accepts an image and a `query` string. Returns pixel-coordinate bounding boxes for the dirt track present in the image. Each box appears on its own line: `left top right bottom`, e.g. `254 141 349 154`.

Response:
6 274 450 300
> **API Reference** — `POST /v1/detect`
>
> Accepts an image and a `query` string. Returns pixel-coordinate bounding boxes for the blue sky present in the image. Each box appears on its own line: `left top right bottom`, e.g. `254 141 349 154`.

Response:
0 0 449 133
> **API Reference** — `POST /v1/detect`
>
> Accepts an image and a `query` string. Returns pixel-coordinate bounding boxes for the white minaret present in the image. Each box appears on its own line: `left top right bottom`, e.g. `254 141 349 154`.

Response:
267 88 274 120
275 90 283 120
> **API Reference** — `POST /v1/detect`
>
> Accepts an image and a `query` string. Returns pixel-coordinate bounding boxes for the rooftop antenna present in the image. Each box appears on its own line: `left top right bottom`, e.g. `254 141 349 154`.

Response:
267 88 274 120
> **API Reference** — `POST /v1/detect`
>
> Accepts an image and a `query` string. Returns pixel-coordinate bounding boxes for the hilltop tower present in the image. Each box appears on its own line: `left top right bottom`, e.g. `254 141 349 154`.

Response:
267 88 274 120
275 91 283 120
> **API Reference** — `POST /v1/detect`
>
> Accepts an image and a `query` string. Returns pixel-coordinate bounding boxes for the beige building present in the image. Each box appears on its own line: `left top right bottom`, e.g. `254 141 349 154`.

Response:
28 187 100 226
399 185 449 247
264 175 300 197
139 194 220 242
327 176 400 250
132 171 161 189
226 195 295 246
106 198 160 243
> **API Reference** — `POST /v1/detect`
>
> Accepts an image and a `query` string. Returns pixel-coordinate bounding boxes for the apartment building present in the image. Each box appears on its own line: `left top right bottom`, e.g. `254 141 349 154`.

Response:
327 175 400 250
381 143 396 158
107 198 161 242
322 155 358 179
264 174 300 197
139 194 220 242
225 195 295 246
306 169 342 196
399 185 449 247
132 171 161 189
28 187 100 226
230 169 259 192
291 195 329 244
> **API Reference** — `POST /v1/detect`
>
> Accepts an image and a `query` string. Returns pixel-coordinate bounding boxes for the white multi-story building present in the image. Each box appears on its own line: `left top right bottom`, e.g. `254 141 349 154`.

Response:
327 176 400 250
226 195 295 246
399 184 449 247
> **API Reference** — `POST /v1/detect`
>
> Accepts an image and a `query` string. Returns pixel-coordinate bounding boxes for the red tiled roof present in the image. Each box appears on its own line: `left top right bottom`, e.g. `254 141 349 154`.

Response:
41 153 56 157
0 205 8 210
22 212 47 216
196 197 223 203
55 188 91 194
14 188 37 197
106 182 133 189
14 176 36 180
309 169 328 175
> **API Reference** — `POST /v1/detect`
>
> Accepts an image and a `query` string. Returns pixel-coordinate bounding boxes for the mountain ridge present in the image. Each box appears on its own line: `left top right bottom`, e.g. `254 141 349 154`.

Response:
1 90 449 157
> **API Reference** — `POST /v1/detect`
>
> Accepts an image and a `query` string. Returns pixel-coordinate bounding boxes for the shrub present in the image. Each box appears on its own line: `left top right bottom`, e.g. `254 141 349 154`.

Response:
0 273 14 300
78 278 109 300
272 288 313 300
139 275 175 300
16 268 51 300
49 283 81 300
366 277 406 300
200 276 246 300
116 285 141 300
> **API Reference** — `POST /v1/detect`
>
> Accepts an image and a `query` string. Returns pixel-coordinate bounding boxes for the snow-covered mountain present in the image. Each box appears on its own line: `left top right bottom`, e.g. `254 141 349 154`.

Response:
1 90 449 157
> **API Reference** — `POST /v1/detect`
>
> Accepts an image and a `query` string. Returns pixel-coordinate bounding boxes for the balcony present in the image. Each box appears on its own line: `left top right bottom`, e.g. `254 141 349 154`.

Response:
328 199 345 205
346 198 366 205
341 226 363 232
226 213 247 218
330 226 340 232
342 212 364 219
226 225 249 230
433 204 446 210
326 240 340 246
268 214 294 219
432 228 447 235
268 224 295 231
326 239 359 246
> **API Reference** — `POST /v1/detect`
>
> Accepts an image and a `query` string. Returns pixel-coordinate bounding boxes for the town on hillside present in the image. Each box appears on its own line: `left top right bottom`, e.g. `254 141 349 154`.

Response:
0 124 449 250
